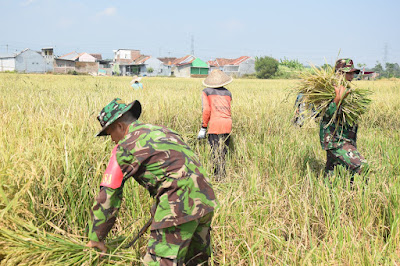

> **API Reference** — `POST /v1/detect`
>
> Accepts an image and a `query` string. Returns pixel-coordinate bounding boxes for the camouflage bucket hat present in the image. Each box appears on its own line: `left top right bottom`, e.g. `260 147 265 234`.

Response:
335 58 360 74
96 98 141 137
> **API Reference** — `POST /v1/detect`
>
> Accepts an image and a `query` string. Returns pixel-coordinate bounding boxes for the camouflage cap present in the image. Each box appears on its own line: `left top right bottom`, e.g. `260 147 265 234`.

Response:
96 98 141 137
335 58 360 74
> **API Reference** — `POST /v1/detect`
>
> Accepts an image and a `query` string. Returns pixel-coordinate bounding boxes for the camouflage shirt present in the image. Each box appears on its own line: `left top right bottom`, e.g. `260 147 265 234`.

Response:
88 121 218 242
320 101 358 150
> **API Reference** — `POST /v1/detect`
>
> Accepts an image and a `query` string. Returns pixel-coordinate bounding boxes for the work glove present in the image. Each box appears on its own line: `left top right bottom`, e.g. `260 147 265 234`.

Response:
197 127 207 139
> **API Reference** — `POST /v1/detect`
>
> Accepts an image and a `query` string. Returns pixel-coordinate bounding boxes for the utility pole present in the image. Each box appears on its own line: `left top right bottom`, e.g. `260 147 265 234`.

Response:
6 44 8 53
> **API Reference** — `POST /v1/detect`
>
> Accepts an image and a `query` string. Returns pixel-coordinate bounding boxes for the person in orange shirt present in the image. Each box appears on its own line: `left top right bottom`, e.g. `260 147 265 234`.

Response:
197 69 232 179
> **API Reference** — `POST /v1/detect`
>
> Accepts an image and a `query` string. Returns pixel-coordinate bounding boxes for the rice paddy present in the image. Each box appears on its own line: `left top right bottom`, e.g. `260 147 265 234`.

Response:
0 73 400 265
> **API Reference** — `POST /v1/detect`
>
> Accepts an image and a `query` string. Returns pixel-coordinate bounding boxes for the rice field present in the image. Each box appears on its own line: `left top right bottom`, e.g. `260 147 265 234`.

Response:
0 73 400 265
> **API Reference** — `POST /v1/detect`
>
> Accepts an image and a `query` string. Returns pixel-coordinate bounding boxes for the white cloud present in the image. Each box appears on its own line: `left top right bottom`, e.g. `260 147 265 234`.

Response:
96 7 117 17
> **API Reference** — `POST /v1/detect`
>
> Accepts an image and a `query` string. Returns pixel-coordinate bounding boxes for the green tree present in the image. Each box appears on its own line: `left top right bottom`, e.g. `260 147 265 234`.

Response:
255 56 279 79
279 57 304 69
147 67 154 74
321 63 332 71
372 61 383 74
385 62 400 78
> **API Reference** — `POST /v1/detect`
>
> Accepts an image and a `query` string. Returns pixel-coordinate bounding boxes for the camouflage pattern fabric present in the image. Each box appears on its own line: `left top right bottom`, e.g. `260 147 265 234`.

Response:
88 187 123 242
320 101 358 150
143 211 213 266
96 98 141 136
335 58 360 73
325 143 369 176
88 120 218 242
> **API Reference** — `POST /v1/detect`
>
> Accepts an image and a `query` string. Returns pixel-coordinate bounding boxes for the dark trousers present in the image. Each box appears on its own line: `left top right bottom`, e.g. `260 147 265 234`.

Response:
208 134 230 180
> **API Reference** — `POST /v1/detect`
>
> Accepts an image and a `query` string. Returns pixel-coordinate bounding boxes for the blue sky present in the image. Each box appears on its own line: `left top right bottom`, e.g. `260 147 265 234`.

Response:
1 0 399 67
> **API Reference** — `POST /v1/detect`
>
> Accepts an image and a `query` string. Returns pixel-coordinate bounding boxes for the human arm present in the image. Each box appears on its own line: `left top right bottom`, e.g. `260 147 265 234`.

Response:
201 91 211 128
333 85 350 105
87 186 123 254
86 145 131 252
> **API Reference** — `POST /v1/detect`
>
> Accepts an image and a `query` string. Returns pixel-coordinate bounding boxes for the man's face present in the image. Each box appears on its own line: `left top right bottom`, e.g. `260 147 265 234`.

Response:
345 71 355 81
106 122 126 144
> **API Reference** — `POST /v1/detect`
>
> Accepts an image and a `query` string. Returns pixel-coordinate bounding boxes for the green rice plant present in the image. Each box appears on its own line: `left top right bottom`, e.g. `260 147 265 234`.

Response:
295 64 372 127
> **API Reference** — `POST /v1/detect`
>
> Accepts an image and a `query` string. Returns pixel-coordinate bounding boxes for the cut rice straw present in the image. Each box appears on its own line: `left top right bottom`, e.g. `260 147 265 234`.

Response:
295 63 372 128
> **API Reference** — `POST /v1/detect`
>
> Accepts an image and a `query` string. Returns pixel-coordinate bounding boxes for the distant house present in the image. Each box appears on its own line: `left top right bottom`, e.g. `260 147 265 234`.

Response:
54 51 99 74
0 49 49 73
113 49 143 76
138 56 172 77
41 47 55 72
171 55 209 78
208 56 255 77
0 53 16 71
359 71 378 80
90 53 113 76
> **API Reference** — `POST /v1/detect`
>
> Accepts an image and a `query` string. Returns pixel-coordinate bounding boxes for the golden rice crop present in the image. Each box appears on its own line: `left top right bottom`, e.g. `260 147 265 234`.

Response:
1 73 400 265
295 64 372 127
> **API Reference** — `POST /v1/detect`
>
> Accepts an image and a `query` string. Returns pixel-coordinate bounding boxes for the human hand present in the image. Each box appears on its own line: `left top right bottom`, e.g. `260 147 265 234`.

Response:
334 85 350 105
86 240 107 257
197 128 207 139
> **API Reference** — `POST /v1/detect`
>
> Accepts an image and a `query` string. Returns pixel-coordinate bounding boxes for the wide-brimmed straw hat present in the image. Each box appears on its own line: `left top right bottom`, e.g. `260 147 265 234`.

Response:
130 75 142 84
96 98 141 137
202 69 233 88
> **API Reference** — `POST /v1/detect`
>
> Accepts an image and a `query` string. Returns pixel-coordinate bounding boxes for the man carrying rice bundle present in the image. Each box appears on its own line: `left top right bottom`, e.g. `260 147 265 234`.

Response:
320 59 369 181
86 98 218 265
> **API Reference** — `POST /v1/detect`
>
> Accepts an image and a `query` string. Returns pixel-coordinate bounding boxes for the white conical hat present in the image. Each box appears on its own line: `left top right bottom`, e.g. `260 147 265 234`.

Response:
130 75 142 84
202 69 233 88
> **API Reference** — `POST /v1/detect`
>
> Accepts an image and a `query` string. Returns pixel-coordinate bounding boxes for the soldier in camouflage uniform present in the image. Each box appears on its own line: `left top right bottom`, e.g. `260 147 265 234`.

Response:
86 98 219 265
320 59 369 181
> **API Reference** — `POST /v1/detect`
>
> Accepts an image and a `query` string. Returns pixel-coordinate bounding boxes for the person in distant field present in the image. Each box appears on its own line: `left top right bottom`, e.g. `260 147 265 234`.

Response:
130 76 144 90
197 69 232 179
86 98 218 265
320 58 369 181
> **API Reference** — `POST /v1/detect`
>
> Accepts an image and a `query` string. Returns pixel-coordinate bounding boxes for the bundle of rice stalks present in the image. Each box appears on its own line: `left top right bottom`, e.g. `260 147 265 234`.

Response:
295 64 371 127
0 216 141 265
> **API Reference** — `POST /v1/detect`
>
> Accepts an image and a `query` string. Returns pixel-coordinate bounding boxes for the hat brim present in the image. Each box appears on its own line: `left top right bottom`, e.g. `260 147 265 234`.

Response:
347 68 360 74
96 100 142 137
202 77 233 88
130 77 142 84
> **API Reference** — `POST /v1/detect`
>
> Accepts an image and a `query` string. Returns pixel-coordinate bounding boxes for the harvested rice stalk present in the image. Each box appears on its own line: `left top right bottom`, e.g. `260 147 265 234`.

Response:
0 216 141 265
295 64 371 127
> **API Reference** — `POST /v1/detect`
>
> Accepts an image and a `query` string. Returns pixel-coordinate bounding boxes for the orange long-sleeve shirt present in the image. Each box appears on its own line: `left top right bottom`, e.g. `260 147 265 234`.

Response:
202 87 232 134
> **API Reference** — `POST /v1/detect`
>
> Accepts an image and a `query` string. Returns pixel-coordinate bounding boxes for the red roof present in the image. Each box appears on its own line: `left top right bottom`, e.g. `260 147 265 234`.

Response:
208 56 250 67
158 57 177 65
172 55 195 66
90 54 102 60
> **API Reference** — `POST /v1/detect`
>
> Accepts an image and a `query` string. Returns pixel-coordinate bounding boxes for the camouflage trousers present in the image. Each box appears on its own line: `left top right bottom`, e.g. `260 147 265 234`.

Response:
143 211 213 266
325 143 369 179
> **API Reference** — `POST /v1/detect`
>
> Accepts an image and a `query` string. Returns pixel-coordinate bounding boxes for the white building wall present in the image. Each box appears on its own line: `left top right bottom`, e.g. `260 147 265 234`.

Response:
15 49 46 73
142 57 171 76
78 53 96 62
0 58 16 71
116 50 131 60
173 64 191 77
238 57 256 76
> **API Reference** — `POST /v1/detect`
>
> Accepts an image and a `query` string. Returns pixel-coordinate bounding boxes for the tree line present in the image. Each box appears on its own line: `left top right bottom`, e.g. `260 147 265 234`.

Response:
254 56 400 79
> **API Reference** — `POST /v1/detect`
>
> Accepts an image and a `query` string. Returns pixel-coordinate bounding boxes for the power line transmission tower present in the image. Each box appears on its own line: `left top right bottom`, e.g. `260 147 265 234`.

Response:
383 43 388 65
